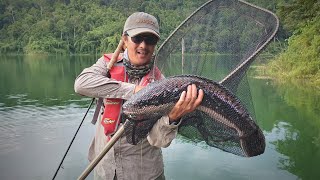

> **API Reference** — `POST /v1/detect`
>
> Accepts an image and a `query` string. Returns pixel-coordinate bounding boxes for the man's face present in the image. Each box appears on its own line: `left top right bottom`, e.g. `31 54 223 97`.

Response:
123 33 158 66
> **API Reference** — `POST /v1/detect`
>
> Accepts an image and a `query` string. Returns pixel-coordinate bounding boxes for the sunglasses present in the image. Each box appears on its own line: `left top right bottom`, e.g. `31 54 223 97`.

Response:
128 34 159 45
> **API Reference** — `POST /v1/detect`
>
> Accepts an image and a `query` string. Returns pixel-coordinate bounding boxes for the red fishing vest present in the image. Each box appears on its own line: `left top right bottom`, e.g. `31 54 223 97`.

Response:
101 53 162 136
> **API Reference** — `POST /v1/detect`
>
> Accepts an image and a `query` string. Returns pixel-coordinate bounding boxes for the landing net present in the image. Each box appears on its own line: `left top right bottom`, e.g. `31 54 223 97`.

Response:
125 0 279 157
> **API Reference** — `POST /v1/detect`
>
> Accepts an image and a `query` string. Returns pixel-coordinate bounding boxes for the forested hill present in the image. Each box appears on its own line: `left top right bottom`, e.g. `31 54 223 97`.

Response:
0 0 283 55
0 0 319 85
0 0 209 54
267 0 320 86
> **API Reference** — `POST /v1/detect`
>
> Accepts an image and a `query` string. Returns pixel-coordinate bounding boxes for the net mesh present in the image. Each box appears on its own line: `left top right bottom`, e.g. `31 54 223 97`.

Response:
123 75 265 157
123 0 279 157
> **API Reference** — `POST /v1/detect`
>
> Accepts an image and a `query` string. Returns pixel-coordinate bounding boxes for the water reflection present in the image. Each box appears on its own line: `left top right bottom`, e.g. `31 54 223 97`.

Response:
268 80 320 180
159 53 238 81
0 55 96 180
0 55 319 179
0 55 96 107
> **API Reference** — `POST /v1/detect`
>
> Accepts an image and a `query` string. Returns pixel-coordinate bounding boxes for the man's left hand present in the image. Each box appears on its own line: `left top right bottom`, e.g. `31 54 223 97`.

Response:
168 84 204 122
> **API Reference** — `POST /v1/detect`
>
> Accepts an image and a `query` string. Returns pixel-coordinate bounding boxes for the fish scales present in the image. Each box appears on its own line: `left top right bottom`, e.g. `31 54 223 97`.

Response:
122 75 265 157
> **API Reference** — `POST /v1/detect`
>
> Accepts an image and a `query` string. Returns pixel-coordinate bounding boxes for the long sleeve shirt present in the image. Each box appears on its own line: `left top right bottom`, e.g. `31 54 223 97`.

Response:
74 56 179 180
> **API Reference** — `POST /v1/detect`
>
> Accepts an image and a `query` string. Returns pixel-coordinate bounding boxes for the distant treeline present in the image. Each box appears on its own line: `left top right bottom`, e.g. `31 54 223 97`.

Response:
0 0 207 54
0 0 319 84
0 0 287 55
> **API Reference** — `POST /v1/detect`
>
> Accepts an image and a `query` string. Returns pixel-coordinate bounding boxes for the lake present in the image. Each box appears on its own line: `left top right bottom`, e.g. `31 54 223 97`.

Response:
0 55 319 180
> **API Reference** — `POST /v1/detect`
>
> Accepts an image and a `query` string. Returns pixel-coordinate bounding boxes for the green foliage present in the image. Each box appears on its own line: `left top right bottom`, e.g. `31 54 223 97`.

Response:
267 1 320 86
277 0 320 32
0 0 206 54
0 0 292 56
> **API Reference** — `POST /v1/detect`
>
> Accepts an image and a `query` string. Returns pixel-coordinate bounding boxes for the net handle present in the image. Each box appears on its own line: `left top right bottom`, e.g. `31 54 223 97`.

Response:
107 39 124 77
77 125 125 180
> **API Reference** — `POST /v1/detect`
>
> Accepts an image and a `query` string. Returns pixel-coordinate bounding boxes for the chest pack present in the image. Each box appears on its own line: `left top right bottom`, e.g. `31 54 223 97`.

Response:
100 53 162 136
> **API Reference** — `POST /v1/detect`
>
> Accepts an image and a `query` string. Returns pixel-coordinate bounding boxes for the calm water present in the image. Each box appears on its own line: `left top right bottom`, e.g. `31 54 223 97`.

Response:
0 55 319 180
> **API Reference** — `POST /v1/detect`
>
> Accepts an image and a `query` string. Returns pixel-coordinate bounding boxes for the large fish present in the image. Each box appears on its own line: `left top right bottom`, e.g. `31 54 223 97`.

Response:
122 75 265 157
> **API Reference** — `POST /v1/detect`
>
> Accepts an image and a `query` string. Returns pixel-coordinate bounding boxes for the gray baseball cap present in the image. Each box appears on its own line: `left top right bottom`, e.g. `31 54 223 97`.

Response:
123 12 160 38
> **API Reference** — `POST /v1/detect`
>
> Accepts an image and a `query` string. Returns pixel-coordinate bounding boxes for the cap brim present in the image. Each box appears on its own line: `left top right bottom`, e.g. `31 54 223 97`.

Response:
126 28 160 38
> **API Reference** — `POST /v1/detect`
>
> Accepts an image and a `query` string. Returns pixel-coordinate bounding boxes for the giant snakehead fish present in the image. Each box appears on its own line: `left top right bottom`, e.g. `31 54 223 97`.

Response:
122 75 265 157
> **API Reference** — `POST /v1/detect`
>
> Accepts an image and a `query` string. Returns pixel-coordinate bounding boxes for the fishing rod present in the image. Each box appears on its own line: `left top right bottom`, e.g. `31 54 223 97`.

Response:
78 124 125 180
52 39 124 180
51 98 94 180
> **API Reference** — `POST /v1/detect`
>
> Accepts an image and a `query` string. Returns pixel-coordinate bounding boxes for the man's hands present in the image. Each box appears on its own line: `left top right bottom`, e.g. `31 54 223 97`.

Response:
168 84 204 122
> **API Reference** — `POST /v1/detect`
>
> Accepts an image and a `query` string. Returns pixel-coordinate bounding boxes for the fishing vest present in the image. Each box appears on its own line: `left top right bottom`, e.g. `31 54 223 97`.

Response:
101 53 162 136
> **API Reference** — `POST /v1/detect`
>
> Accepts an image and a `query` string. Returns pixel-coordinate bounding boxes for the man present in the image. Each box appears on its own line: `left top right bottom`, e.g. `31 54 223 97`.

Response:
74 12 203 180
